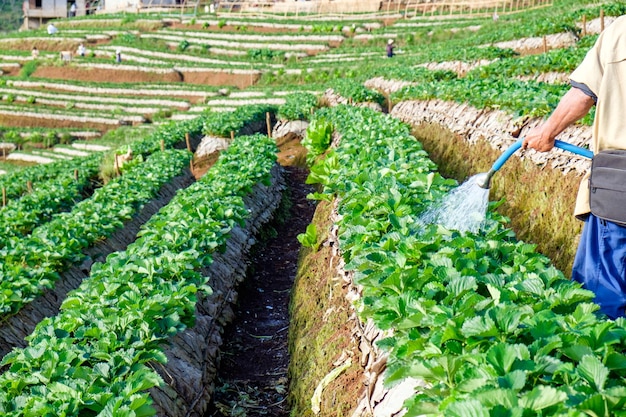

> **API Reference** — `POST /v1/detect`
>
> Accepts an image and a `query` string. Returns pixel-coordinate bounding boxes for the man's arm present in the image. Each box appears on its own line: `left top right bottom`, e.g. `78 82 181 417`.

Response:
522 87 595 152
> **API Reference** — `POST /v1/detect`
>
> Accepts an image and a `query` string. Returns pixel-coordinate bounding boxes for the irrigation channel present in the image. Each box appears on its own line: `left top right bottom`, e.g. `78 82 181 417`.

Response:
206 164 316 417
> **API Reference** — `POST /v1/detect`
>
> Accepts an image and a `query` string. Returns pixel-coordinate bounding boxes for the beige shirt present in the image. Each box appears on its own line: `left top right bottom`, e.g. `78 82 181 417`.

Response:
569 15 626 217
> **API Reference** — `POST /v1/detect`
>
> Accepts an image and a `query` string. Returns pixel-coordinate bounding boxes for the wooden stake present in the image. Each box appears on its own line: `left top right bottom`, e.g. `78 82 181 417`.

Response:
230 131 235 141
582 15 587 37
266 112 272 138
543 35 548 53
600 9 605 32
27 181 32 193
185 132 191 152
74 169 78 181
160 139 165 152
114 154 120 176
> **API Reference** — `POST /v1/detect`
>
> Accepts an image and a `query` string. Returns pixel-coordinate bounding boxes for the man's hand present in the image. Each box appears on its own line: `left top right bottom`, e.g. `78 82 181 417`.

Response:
522 126 555 152
521 87 594 153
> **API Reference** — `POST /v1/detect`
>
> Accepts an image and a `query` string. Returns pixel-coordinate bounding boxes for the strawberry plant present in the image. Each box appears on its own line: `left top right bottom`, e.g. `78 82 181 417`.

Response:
0 133 278 415
0 154 101 244
0 149 191 317
302 116 332 165
202 104 277 137
277 92 319 121
303 105 626 416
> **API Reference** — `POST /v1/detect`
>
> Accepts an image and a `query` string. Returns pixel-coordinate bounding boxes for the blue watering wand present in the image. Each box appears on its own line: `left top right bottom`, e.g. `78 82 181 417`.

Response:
475 138 594 189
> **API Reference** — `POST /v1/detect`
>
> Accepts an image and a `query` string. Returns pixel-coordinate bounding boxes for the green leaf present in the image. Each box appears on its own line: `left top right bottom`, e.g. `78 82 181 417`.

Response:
577 355 609 391
474 388 518 409
520 385 567 411
562 344 595 362
577 393 609 417
486 343 518 375
605 352 626 371
497 369 526 390
461 315 498 338
445 399 490 417
297 224 319 251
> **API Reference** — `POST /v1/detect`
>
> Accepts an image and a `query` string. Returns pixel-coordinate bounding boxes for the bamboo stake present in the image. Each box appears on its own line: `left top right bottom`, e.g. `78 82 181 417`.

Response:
27 181 32 193
230 131 235 141
160 139 165 152
266 112 272 138
543 35 548 53
74 169 78 181
582 15 587 37
185 132 191 151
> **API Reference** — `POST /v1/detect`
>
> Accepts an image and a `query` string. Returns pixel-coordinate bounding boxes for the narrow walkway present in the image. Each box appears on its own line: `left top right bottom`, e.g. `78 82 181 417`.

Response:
206 165 316 417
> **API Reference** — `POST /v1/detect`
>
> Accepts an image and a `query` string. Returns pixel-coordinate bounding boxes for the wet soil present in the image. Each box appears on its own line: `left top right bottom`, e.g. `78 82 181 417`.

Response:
205 163 316 417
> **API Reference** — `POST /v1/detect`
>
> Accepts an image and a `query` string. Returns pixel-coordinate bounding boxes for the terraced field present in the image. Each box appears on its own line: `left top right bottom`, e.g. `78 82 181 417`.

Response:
1 1 625 416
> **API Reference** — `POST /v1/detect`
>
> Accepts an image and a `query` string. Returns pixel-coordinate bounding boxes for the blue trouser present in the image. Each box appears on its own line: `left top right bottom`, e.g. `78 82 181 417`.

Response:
572 213 626 319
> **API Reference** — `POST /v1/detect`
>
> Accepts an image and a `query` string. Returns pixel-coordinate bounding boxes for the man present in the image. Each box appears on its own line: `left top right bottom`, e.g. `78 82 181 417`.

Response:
522 15 626 319
386 39 394 58
47 22 58 35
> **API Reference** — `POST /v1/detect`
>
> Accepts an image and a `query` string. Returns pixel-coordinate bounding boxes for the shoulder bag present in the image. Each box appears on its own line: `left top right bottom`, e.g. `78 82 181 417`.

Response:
589 149 626 227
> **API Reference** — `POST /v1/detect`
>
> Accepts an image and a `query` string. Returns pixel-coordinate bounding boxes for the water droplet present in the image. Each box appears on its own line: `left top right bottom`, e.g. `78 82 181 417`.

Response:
418 174 490 233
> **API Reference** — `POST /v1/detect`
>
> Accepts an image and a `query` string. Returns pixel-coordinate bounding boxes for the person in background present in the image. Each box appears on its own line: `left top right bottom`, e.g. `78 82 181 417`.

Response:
60 50 72 61
522 15 626 319
31 46 39 59
77 43 86 57
47 22 58 35
69 2 77 17
386 39 394 58
115 48 122 63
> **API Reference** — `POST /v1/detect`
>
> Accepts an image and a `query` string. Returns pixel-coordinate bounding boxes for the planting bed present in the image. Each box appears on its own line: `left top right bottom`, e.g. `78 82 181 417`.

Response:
32 66 184 84
0 172 195 359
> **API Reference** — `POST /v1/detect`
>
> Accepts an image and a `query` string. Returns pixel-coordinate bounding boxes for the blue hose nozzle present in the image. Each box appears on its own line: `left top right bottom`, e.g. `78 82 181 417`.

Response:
476 138 593 189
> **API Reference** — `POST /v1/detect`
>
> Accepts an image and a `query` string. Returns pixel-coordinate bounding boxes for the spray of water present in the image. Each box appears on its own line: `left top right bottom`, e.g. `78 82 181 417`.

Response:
418 174 490 233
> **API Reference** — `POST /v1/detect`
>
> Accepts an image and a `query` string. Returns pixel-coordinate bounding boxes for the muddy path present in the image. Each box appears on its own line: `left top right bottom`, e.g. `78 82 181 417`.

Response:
206 163 315 417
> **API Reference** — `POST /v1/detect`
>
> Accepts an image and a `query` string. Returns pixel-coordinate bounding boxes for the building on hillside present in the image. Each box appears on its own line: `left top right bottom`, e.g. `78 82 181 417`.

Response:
23 0 90 29
22 0 183 28
97 0 184 13
271 0 386 14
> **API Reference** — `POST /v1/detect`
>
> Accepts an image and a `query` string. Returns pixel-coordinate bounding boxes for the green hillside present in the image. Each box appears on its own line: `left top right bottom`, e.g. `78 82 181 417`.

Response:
0 0 22 33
